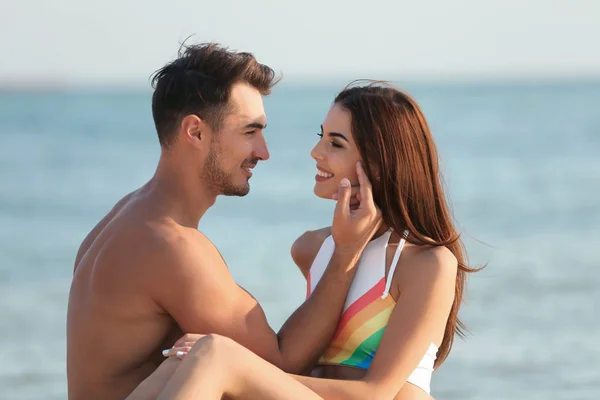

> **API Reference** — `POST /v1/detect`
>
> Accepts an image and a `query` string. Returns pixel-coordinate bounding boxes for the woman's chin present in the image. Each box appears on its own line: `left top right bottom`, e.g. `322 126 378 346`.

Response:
313 185 335 200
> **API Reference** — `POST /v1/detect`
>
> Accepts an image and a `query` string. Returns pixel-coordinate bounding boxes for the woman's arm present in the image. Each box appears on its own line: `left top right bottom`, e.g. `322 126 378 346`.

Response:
292 245 457 399
291 227 331 279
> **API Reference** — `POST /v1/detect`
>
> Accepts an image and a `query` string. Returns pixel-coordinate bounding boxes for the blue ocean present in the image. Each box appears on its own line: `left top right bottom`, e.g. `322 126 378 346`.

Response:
1 80 598 399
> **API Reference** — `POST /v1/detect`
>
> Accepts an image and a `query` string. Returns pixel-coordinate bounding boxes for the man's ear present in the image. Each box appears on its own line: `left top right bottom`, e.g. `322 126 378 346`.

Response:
180 114 204 146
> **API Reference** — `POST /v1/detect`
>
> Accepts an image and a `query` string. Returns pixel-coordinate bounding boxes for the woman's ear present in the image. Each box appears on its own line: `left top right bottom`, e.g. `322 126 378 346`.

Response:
368 163 381 183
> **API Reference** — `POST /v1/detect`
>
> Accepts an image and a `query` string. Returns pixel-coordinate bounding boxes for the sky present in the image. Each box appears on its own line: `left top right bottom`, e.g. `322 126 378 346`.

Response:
0 0 598 86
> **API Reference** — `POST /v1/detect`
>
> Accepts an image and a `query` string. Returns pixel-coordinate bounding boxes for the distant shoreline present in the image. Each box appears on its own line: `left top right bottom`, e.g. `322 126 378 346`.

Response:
1 76 600 95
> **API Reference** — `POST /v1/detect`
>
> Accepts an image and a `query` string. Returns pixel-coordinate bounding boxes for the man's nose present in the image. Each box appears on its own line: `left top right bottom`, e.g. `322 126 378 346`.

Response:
255 136 270 161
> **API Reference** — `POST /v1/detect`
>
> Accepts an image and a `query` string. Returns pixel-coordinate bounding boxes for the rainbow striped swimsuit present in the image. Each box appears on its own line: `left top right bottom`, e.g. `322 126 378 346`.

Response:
307 230 403 368
306 229 438 394
306 229 438 366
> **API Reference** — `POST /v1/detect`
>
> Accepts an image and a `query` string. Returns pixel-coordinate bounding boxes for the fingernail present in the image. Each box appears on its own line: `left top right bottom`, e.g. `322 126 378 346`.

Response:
340 178 350 187
162 349 169 356
176 351 184 357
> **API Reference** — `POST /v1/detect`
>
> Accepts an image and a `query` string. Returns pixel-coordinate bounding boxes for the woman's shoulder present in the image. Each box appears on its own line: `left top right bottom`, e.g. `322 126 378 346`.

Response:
290 227 332 278
398 246 458 284
392 242 458 292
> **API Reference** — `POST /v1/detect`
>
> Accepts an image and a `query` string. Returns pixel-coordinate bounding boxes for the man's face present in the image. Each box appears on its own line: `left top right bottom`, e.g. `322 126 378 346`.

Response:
204 82 270 196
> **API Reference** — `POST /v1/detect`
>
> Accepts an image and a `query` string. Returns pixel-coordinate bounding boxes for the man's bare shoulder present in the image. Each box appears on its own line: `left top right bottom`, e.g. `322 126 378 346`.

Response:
139 225 253 335
291 226 332 278
144 225 220 265
77 213 219 285
136 224 228 288
73 191 138 272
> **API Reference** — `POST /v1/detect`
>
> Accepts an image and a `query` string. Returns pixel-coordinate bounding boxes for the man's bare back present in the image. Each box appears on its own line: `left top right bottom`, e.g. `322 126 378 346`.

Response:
67 189 189 399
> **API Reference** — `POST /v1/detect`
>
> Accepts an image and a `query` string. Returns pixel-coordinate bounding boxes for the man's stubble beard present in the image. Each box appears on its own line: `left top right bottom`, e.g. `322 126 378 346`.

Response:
204 139 250 197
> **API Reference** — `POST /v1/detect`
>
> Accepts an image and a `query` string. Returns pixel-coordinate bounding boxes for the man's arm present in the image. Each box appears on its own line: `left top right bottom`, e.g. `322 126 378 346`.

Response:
151 229 362 375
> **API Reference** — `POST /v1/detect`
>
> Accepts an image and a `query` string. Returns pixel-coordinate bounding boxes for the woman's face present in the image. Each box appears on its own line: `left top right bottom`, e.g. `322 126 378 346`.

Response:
311 103 363 200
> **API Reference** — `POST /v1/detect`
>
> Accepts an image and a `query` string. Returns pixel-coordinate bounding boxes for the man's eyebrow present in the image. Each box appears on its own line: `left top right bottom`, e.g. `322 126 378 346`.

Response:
244 122 267 130
320 125 349 142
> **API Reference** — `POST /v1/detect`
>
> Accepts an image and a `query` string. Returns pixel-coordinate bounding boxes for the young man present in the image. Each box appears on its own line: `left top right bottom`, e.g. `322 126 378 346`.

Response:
66 43 380 400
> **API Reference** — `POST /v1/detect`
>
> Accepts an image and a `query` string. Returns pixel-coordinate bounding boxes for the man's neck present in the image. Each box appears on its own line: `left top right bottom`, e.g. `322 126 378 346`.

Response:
147 153 217 228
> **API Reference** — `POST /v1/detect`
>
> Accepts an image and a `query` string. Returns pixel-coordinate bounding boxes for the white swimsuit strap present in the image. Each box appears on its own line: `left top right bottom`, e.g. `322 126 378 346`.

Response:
382 229 409 299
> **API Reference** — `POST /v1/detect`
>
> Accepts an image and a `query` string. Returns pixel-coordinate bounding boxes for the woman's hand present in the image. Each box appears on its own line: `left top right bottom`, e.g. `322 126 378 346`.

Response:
331 161 382 257
162 333 207 359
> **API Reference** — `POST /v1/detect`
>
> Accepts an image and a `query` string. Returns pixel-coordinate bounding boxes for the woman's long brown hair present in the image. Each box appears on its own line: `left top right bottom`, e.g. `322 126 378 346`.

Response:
334 80 481 367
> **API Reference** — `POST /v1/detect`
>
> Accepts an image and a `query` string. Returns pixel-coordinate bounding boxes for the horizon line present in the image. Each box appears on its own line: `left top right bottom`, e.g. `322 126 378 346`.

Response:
1 74 599 93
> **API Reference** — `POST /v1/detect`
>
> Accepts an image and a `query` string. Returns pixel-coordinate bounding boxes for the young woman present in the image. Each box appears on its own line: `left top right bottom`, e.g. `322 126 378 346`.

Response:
141 81 478 399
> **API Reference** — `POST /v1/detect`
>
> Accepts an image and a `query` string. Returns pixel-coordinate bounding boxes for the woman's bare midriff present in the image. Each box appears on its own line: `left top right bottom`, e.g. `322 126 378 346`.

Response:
310 365 434 400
